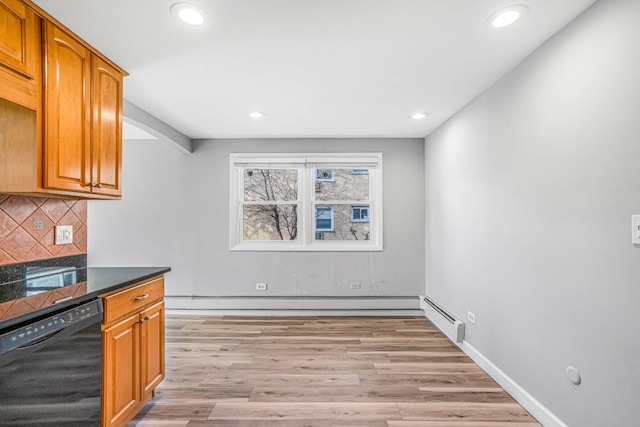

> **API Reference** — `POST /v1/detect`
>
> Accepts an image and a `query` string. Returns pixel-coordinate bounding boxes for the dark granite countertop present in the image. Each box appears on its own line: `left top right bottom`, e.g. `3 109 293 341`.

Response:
0 266 171 331
85 267 172 296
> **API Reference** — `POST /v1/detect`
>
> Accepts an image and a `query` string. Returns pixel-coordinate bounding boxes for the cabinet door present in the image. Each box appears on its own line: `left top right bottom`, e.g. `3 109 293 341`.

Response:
0 0 36 78
43 22 92 193
140 300 165 396
0 0 39 109
91 55 123 196
103 314 141 427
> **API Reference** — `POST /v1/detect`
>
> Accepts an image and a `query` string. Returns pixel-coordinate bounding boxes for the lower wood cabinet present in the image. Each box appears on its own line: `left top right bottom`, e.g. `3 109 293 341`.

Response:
101 276 165 427
103 311 140 427
141 301 165 396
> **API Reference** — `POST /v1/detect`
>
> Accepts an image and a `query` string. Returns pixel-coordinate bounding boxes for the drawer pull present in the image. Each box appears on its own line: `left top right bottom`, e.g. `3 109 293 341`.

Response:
135 294 150 301
138 315 152 324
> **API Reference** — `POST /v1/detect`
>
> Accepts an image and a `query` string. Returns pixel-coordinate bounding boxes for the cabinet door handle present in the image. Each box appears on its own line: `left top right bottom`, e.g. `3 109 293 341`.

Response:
138 315 151 324
135 294 150 301
94 183 102 188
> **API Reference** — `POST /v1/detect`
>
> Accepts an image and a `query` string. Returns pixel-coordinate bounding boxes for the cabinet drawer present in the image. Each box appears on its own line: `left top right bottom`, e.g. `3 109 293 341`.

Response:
102 276 164 324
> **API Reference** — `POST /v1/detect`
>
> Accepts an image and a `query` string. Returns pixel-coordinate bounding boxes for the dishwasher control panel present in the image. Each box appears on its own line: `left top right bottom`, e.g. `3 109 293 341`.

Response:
0 299 103 355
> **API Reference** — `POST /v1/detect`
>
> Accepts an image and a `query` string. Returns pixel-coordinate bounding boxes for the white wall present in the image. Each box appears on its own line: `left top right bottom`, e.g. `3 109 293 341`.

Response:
89 138 425 303
424 0 640 425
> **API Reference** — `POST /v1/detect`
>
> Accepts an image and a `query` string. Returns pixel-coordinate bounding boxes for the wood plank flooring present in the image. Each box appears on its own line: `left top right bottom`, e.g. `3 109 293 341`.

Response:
129 316 541 427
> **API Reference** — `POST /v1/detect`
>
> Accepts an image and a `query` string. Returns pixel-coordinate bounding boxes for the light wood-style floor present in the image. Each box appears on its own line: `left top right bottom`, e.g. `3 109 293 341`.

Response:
129 316 541 427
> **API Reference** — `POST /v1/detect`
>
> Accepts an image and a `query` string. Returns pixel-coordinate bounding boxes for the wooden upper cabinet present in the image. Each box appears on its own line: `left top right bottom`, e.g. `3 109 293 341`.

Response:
43 21 124 197
0 2 126 199
0 0 39 109
0 0 36 78
92 56 123 196
43 22 92 193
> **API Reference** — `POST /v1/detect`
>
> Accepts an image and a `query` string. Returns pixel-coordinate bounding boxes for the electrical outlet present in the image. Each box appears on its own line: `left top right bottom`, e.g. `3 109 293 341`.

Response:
256 283 267 291
632 215 640 244
350 282 361 289
55 225 73 245
467 311 476 324
33 220 44 230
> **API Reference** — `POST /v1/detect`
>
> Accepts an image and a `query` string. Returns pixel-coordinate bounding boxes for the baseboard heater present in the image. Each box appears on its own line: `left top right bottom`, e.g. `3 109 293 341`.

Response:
420 295 465 343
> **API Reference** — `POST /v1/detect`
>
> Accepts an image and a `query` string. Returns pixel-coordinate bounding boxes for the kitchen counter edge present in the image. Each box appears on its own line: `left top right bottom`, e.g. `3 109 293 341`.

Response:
0 266 171 330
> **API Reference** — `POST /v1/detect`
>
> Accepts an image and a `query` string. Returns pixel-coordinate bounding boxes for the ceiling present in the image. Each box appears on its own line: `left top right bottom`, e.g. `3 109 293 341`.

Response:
33 0 597 140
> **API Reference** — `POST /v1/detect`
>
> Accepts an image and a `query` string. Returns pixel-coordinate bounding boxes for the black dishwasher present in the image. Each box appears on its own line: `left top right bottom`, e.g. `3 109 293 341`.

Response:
0 299 103 426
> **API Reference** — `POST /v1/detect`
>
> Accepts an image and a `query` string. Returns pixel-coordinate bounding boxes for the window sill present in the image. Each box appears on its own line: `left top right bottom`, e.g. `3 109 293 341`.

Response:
230 243 383 252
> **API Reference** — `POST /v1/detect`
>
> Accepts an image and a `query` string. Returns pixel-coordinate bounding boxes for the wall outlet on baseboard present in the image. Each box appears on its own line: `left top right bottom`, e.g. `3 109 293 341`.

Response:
350 282 361 289
256 283 267 291
467 311 476 324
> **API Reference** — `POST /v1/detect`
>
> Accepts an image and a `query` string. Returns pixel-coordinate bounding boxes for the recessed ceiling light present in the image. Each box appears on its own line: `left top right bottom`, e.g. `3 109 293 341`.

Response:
249 111 266 119
487 5 528 28
170 3 208 26
411 112 429 120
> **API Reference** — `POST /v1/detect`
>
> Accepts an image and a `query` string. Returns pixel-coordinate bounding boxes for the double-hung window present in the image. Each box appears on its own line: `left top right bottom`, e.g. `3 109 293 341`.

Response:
230 153 383 251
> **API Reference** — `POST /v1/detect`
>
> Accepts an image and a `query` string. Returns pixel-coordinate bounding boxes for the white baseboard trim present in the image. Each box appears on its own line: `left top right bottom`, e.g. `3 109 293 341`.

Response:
422 310 567 427
165 295 421 312
461 341 567 427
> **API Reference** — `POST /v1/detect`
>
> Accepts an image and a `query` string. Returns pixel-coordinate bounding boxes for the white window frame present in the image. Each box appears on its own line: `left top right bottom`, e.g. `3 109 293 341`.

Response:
230 153 383 251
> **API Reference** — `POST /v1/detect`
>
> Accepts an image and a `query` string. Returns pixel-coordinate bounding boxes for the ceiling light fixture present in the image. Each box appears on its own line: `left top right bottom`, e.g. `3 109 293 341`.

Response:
411 112 429 120
487 5 528 28
170 3 208 26
249 111 266 119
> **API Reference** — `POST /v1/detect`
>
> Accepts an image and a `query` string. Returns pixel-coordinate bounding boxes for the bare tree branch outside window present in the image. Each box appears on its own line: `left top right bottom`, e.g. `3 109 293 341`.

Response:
243 169 298 240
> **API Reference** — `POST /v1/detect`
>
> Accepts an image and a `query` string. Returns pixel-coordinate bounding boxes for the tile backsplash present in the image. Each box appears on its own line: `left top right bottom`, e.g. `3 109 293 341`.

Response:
0 195 87 266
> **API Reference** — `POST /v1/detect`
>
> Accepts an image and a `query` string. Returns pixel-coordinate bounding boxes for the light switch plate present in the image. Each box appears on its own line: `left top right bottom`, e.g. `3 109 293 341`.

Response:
55 225 73 245
632 216 640 245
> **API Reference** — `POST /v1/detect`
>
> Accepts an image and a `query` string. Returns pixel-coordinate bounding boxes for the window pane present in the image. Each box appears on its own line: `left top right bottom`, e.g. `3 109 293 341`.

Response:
315 169 369 201
351 205 369 222
315 169 334 181
244 169 298 201
314 204 370 241
350 169 369 175
315 206 334 231
243 204 298 240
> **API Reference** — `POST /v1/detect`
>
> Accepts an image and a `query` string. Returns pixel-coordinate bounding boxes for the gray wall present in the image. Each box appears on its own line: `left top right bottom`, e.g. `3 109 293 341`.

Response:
424 0 640 425
89 138 425 299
